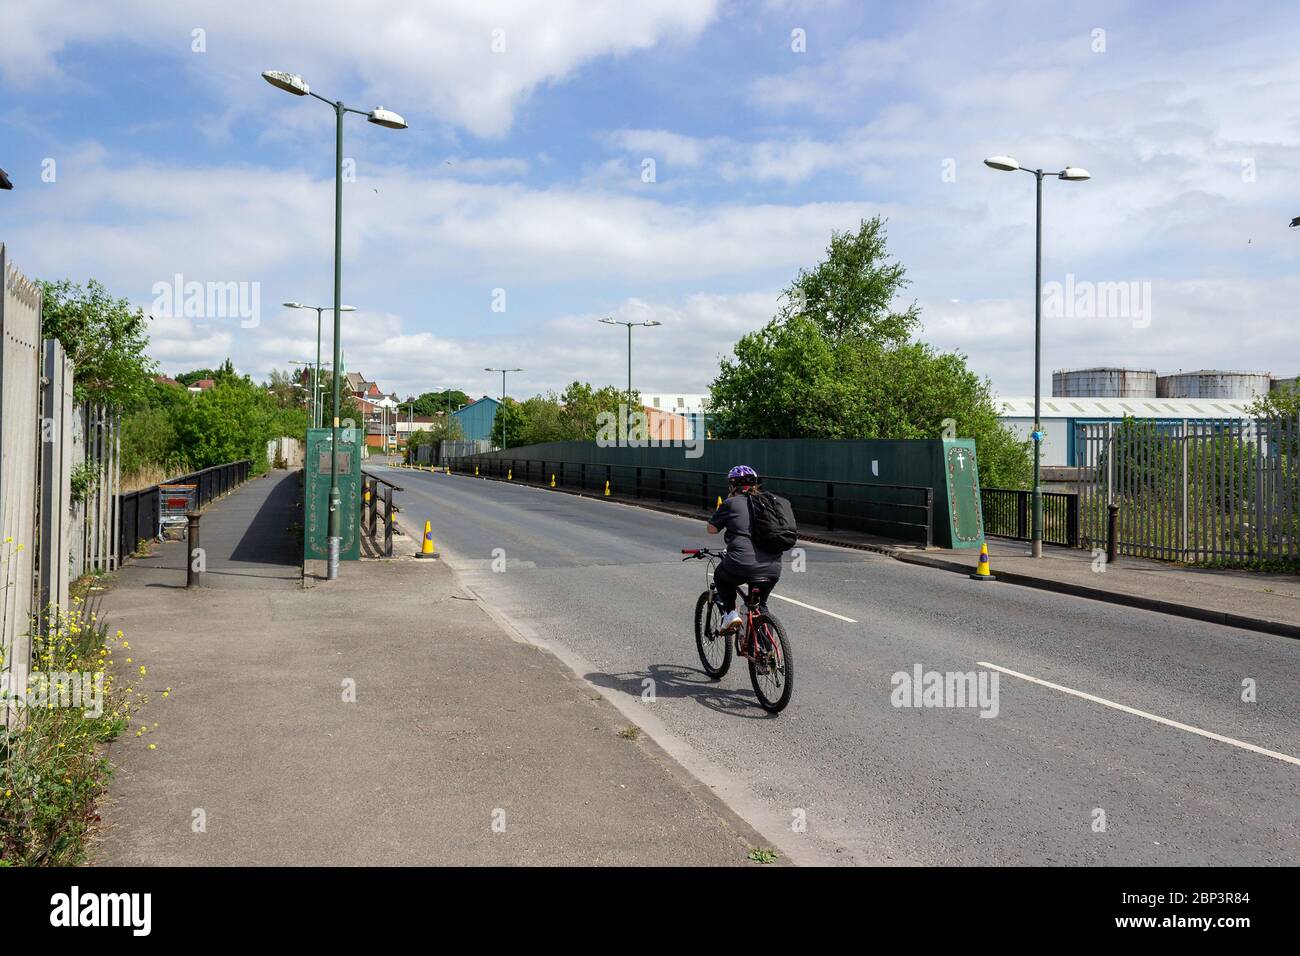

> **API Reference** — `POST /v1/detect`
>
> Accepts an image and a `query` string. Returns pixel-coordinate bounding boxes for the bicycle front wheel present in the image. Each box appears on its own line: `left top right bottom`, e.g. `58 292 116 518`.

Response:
694 590 731 679
748 613 793 713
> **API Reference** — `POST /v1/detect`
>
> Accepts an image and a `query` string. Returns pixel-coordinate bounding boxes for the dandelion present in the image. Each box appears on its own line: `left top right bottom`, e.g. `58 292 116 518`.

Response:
138 666 146 676
148 743 156 751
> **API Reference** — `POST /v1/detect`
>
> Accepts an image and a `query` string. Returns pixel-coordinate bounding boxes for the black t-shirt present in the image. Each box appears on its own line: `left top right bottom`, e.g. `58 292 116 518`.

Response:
709 493 783 577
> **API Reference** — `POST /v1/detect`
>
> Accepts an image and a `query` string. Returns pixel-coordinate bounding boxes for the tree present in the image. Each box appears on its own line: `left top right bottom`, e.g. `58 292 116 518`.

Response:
38 278 157 406
1249 377 1300 419
176 359 238 387
709 217 1032 488
488 383 630 448
491 398 528 448
412 389 471 418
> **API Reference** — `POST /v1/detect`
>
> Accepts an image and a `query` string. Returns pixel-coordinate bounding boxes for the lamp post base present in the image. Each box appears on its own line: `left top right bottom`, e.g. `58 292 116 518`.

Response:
328 536 340 580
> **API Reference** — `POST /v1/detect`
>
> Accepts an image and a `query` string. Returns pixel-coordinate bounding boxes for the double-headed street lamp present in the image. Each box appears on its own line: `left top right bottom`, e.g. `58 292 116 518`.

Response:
599 317 661 404
288 358 332 428
284 302 353 428
484 367 522 449
263 69 407 580
985 154 1091 558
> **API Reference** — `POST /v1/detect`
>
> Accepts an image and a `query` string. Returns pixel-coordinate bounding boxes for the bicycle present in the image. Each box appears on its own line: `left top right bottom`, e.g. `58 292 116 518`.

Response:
681 548 794 714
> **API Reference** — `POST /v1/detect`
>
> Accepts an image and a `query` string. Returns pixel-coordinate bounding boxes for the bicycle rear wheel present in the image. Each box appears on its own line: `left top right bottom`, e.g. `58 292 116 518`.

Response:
694 590 731 679
748 613 793 713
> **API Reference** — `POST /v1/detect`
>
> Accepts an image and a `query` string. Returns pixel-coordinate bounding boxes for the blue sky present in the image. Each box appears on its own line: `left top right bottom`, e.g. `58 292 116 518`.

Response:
2 0 1298 401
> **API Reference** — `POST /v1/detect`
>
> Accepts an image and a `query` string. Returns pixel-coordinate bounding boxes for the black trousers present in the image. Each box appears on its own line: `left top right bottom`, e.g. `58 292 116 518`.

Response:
713 563 779 612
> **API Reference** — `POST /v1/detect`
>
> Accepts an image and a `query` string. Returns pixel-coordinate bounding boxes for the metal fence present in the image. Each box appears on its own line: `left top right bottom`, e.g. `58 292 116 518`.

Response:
115 460 252 559
454 454 934 546
1 245 42 723
1074 417 1300 562
980 487 1079 547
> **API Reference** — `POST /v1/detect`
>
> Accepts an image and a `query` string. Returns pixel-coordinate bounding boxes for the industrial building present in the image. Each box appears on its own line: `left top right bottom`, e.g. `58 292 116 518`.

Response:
451 396 500 441
997 366 1291 467
997 395 1259 467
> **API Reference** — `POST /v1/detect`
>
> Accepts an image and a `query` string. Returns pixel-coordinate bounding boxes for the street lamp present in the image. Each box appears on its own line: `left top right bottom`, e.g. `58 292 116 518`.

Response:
985 154 1090 558
288 358 332 427
0 168 12 190
484 368 522 449
284 302 353 428
264 69 407 580
599 317 661 402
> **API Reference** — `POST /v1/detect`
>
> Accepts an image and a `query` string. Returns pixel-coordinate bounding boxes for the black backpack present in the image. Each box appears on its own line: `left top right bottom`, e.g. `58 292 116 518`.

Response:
747 492 798 553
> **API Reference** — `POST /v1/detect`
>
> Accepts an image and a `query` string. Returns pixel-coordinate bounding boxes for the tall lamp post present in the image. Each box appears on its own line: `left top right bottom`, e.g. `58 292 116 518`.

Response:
599 317 661 404
288 359 330 426
285 302 353 429
263 69 407 580
484 367 522 449
985 155 1090 558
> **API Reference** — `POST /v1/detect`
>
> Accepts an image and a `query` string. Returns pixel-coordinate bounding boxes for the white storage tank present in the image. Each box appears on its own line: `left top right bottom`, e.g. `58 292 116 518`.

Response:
1052 367 1157 398
1157 370 1272 399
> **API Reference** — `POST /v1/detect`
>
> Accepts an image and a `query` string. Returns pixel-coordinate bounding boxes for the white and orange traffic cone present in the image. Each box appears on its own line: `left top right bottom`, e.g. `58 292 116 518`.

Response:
416 520 439 559
970 542 995 581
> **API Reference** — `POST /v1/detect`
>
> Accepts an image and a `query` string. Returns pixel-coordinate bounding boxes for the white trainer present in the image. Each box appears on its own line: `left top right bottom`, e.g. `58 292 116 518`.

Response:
719 610 742 633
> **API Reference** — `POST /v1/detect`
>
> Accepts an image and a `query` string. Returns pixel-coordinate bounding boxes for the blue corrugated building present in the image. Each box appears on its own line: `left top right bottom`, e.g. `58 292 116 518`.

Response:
453 396 500 441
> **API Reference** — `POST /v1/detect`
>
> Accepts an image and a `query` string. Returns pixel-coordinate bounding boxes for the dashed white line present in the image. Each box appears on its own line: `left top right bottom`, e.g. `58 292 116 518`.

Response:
768 592 858 624
979 661 1300 767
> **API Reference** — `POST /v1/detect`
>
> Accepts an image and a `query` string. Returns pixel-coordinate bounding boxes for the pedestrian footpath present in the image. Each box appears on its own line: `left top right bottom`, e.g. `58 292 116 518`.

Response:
90 471 770 865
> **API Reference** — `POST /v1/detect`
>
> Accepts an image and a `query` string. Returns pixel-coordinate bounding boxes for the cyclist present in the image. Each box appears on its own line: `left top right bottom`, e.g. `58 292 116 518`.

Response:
706 465 782 633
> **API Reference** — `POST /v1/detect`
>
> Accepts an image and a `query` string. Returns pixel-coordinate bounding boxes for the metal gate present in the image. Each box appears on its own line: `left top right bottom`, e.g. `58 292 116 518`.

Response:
1074 417 1299 562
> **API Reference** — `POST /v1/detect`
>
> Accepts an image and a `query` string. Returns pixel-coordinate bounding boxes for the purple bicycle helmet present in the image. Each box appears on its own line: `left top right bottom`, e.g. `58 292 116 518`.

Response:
727 464 758 483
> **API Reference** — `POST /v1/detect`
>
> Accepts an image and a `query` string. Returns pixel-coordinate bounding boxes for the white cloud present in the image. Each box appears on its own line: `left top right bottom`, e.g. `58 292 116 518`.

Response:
0 0 719 137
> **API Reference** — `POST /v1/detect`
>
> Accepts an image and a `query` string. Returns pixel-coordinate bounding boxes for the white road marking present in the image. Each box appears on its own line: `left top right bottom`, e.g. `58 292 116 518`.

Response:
979 661 1300 768
768 592 857 623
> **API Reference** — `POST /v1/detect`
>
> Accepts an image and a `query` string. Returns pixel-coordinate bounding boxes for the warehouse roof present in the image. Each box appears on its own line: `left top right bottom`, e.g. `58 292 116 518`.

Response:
997 396 1257 419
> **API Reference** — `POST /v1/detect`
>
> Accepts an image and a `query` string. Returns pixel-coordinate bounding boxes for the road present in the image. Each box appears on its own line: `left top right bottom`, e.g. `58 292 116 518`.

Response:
381 466 1300 866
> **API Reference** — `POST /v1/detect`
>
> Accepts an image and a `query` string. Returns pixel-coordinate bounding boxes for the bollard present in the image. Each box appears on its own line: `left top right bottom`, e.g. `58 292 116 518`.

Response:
1106 503 1119 566
186 512 202 588
384 486 394 556
370 482 379 539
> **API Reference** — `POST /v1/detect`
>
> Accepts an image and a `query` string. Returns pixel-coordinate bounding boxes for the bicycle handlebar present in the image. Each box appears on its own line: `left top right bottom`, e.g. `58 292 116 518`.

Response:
681 548 725 560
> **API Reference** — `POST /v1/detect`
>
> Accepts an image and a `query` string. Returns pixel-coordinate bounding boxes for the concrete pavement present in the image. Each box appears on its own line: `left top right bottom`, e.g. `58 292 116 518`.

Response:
92 471 772 865
124 469 302 590
383 466 1300 866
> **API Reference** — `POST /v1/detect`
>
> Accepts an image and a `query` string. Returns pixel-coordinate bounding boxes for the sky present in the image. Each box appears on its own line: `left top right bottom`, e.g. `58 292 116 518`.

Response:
2 0 1298 403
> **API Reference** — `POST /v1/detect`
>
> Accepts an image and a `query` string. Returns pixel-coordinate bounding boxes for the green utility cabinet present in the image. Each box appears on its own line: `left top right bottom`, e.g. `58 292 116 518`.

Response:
304 427 361 561
942 439 984 549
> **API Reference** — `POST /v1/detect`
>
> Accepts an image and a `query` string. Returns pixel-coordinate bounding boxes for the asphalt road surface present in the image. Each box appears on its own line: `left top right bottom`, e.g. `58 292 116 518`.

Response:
382 466 1300 866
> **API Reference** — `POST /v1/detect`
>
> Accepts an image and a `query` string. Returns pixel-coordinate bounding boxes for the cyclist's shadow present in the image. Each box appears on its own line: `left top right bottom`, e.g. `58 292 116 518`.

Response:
584 663 778 719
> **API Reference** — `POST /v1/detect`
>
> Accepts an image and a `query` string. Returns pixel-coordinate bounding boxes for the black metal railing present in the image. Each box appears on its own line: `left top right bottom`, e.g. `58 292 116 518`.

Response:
453 455 934 547
980 487 1079 548
117 460 253 559
361 470 403 556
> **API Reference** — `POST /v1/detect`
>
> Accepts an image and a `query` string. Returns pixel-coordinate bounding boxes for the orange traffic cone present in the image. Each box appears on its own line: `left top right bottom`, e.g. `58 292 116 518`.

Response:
416 520 439 559
970 542 995 581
